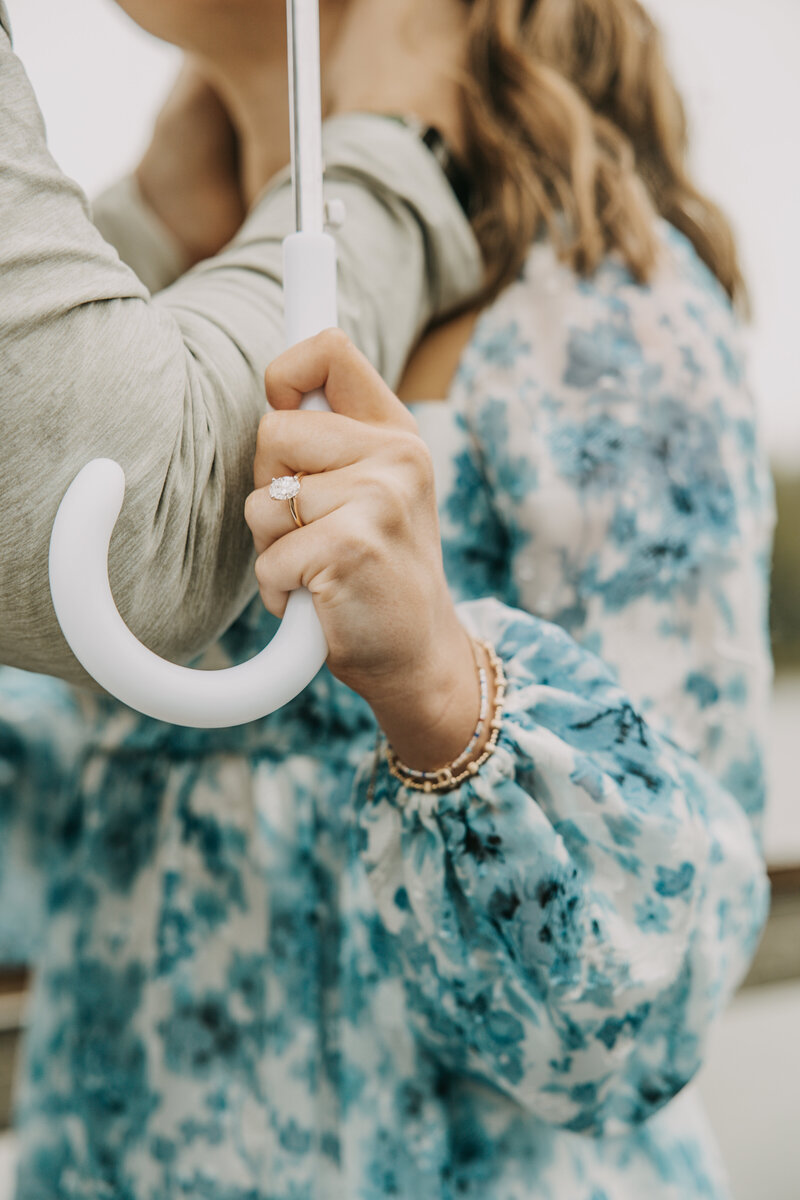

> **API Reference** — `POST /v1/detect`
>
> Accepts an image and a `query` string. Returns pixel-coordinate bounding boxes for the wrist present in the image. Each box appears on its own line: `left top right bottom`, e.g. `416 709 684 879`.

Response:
367 618 481 773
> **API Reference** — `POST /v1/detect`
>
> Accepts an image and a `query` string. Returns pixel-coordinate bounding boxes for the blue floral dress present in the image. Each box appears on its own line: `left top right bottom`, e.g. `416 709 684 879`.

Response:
14 224 774 1199
0 669 84 964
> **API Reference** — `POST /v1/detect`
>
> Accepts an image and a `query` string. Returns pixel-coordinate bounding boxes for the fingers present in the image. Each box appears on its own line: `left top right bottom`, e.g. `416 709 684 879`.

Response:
253 521 319 618
265 329 417 431
253 409 380 487
245 464 356 554
254 510 368 619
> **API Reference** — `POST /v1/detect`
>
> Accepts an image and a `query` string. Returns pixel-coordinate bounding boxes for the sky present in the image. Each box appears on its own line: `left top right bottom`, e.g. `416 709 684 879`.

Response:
7 0 800 464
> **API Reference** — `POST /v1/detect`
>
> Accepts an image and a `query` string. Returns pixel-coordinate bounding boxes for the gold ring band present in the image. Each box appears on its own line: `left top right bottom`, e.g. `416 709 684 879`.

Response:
288 472 306 528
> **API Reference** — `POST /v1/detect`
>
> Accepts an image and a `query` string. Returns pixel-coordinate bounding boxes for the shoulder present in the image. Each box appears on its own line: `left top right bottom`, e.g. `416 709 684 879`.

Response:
464 224 741 387
448 225 773 560
453 223 759 465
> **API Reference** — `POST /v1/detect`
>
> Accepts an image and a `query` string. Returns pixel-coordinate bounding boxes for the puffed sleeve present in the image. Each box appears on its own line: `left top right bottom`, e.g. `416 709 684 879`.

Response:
352 234 774 1134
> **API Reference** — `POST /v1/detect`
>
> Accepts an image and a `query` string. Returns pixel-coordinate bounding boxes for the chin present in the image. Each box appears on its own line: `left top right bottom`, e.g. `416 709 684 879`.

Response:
112 0 280 54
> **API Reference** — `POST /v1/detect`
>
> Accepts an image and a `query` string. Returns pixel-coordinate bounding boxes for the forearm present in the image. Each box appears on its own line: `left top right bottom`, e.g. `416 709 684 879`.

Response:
0 15 481 685
367 617 489 774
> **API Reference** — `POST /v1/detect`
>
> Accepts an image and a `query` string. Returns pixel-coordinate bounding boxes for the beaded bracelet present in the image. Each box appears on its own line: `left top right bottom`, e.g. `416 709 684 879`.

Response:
394 638 488 783
386 638 507 795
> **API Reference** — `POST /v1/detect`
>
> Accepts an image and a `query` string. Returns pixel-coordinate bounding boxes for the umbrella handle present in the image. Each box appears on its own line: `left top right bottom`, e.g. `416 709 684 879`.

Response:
48 232 338 727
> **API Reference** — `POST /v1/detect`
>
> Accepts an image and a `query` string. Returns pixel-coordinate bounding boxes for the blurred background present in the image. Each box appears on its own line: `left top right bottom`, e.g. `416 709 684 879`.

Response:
0 0 798 1196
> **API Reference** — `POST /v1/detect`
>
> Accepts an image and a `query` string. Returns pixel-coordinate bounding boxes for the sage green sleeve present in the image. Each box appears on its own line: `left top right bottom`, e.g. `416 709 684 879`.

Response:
0 7 482 686
91 174 190 296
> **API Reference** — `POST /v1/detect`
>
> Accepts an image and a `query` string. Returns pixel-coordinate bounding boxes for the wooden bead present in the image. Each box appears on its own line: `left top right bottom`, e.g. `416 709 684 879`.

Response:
384 637 507 796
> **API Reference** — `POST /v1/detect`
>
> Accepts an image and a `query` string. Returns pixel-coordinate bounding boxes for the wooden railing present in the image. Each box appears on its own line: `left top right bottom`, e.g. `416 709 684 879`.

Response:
0 969 28 1131
744 865 800 988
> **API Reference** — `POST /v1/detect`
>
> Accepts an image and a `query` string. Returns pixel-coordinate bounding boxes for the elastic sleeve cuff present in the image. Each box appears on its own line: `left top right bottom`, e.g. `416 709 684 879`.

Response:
360 606 521 821
92 175 190 295
364 722 519 826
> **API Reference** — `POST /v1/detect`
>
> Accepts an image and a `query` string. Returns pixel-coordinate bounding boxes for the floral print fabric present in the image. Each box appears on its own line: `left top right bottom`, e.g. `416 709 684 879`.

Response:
14 224 774 1199
0 669 85 964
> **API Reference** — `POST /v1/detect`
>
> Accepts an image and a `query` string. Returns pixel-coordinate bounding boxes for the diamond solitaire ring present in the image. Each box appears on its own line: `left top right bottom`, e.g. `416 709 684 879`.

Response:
269 473 307 528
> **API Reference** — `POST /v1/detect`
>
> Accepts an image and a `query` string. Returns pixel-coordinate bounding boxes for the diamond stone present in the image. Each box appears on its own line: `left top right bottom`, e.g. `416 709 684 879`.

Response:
269 475 301 501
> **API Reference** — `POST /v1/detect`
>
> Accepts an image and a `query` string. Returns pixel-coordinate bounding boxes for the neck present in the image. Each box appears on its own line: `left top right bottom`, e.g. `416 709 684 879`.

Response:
191 2 348 209
196 54 291 208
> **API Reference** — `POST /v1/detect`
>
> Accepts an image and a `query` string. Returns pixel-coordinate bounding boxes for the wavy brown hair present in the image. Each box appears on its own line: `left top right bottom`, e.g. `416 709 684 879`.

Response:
460 0 746 308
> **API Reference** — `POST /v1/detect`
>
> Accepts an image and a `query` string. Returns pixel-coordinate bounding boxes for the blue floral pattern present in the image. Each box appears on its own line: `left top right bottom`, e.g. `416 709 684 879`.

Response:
0 669 85 964
12 224 773 1198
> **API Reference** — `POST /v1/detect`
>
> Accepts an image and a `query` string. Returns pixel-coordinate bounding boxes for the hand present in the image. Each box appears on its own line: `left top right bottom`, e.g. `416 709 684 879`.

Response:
135 62 246 266
244 330 480 770
322 0 469 156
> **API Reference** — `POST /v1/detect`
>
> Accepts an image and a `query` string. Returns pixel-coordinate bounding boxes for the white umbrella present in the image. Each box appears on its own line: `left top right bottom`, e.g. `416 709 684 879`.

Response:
48 0 336 727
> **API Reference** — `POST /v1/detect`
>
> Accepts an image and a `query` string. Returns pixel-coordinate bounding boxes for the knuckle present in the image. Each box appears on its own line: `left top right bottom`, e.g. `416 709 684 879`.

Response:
376 468 408 515
399 410 421 436
339 516 378 567
360 469 392 507
259 409 289 450
254 553 269 588
393 429 423 462
264 408 282 436
317 327 351 357
257 410 283 456
394 431 434 484
415 440 435 483
255 412 289 487
358 467 404 529
254 557 281 616
256 412 271 453
243 490 259 529
264 356 284 394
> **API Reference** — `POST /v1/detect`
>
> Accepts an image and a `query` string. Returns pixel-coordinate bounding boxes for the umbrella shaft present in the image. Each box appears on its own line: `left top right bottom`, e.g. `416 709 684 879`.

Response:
287 0 325 236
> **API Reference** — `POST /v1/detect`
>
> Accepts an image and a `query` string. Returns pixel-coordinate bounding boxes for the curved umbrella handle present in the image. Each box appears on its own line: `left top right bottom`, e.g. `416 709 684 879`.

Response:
48 230 338 727
49 457 328 727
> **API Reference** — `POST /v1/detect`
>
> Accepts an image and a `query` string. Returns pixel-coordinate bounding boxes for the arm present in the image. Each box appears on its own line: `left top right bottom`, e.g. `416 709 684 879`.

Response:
91 66 247 295
0 13 482 685
351 254 774 1133
91 175 189 297
356 603 768 1132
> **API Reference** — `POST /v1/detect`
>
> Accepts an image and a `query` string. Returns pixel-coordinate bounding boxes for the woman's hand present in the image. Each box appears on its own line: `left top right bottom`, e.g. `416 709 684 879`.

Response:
135 63 246 266
245 330 480 770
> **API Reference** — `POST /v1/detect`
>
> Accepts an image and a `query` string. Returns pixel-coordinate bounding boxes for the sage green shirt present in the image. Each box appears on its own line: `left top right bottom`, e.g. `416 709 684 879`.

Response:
0 2 482 685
